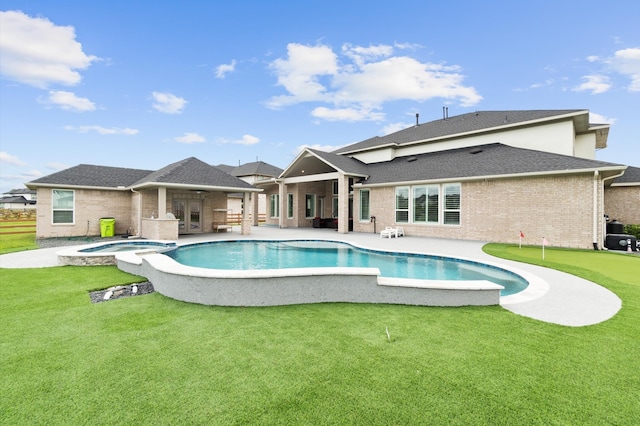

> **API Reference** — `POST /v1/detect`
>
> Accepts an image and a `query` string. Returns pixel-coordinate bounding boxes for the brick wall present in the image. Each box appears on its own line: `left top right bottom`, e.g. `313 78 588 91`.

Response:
354 174 601 249
36 188 133 238
604 186 640 225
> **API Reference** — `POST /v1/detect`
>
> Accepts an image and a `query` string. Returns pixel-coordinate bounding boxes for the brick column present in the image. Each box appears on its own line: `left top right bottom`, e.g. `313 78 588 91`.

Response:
337 174 349 234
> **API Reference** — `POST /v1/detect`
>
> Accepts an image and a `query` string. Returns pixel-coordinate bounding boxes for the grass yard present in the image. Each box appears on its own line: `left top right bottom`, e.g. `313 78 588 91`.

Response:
0 219 37 254
1 245 639 424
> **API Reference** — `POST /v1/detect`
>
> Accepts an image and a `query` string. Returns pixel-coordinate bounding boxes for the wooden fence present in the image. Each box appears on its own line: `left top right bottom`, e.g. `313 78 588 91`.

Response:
0 219 36 235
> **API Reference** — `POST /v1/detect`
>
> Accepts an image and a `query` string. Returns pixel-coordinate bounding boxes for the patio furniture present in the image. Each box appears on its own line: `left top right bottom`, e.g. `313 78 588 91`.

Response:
380 226 405 238
380 227 398 238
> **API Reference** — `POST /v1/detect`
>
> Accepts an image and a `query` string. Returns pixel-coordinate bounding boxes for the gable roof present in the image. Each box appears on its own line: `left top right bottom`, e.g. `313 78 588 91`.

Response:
27 157 258 192
334 109 593 155
359 143 626 186
279 148 369 179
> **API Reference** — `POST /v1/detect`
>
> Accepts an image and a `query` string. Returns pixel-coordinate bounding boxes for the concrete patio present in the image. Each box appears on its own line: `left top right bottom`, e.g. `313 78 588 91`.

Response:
0 225 622 326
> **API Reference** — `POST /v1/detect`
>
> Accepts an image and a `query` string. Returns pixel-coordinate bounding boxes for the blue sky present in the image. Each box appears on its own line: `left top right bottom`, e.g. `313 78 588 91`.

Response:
1 0 638 195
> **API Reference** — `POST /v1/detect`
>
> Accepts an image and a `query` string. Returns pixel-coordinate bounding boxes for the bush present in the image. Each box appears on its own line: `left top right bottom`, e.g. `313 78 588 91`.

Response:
623 224 640 239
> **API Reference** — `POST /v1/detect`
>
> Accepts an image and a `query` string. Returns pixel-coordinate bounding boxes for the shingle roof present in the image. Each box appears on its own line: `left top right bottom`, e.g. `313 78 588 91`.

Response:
28 157 255 190
334 110 587 154
132 157 254 189
229 161 283 178
28 164 153 188
612 166 640 185
361 143 625 185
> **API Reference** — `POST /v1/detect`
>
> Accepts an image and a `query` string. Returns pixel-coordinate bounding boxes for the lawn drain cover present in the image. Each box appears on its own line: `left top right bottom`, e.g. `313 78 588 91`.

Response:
89 282 154 303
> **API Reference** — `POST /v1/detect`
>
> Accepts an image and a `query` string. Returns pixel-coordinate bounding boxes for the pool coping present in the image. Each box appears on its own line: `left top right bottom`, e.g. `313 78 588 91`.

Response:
114 237 545 307
57 240 176 266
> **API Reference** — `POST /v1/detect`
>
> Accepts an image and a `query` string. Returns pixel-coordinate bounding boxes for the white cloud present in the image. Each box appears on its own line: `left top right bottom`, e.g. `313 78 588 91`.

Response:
64 125 139 135
609 47 640 92
152 92 187 114
43 90 96 111
174 132 205 144
311 106 384 122
267 42 481 121
589 112 616 125
215 60 236 79
218 134 261 145
0 151 26 166
0 10 98 88
573 75 612 94
233 134 260 145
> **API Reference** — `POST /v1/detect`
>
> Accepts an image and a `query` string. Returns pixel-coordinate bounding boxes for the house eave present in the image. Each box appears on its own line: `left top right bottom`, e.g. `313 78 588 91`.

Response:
355 165 627 188
131 182 261 193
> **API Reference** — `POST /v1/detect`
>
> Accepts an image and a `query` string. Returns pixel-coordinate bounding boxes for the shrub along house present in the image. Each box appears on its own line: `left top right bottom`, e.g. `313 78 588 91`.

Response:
27 157 261 240
258 109 636 249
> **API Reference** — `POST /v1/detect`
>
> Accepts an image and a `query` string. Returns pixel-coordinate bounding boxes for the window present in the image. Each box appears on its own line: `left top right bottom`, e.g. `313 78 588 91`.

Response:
270 194 279 218
393 183 459 225
413 186 426 223
359 189 370 221
52 189 74 224
287 193 294 219
332 197 338 218
332 181 338 195
305 194 316 218
443 184 461 225
427 186 440 223
395 187 409 223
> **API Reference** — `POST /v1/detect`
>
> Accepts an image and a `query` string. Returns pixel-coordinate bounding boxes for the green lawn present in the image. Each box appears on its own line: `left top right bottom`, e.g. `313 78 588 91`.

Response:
1 245 639 425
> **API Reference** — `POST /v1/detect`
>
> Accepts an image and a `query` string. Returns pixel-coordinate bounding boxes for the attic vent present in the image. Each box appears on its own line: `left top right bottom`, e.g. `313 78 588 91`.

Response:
407 156 417 162
469 148 483 154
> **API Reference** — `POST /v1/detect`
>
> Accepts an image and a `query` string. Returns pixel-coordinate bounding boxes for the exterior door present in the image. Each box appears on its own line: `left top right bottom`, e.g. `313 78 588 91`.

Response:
173 200 202 233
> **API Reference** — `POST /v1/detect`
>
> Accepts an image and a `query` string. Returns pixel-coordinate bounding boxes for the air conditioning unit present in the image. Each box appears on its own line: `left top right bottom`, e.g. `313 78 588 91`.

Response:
605 234 638 251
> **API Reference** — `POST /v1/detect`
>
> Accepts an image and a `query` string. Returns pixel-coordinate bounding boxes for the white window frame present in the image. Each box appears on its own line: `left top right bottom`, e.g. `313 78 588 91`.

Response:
443 183 461 225
52 189 75 224
270 194 279 218
287 193 294 219
305 194 316 219
393 183 460 226
395 186 409 223
359 189 370 222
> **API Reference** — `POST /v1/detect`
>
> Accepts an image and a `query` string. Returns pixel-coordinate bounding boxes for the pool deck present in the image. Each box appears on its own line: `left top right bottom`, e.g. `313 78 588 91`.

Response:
0 226 622 327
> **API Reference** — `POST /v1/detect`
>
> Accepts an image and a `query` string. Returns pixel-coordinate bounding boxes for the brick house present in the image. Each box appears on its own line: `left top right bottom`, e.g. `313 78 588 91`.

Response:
258 109 636 249
27 157 261 240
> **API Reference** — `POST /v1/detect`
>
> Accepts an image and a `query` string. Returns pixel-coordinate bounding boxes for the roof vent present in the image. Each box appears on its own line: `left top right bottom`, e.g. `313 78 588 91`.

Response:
407 156 417 162
469 148 483 154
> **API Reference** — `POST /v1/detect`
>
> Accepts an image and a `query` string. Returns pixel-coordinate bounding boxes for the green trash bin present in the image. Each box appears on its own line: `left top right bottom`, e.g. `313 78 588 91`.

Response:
100 217 115 237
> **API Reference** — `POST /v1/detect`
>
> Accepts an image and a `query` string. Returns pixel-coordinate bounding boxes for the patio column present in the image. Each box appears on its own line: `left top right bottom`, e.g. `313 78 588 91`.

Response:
157 187 167 218
251 191 259 226
278 181 287 228
241 192 252 235
337 174 349 234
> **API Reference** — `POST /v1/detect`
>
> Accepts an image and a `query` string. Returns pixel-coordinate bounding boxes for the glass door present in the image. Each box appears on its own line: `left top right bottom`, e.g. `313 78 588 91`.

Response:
173 200 202 233
189 200 201 231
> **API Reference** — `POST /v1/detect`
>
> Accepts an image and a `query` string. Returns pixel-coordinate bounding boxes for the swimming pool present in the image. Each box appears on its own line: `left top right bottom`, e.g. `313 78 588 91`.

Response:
167 240 528 296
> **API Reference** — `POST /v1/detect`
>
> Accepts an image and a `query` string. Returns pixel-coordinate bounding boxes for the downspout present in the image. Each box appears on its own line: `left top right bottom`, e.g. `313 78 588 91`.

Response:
130 188 142 238
593 170 624 250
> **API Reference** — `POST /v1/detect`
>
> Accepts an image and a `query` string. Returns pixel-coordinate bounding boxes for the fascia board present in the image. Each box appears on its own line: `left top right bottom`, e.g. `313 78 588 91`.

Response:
357 166 627 188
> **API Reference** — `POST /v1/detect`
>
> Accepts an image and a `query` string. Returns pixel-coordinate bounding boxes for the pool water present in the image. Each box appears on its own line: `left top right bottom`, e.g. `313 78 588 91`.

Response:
80 241 176 253
168 240 528 296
